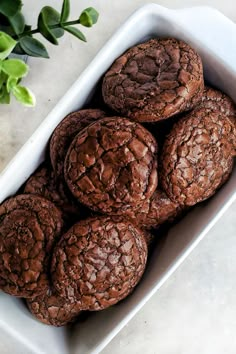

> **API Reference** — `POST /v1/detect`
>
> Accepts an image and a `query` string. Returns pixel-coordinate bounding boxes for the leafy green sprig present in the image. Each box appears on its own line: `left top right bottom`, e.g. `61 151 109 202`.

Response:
0 0 99 59
0 32 35 106
0 0 99 106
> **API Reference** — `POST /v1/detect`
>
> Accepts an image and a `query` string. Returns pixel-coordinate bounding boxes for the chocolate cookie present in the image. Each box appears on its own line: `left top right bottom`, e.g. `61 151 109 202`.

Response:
125 189 182 230
200 86 236 155
51 216 147 311
27 287 82 326
160 108 234 206
200 86 235 115
102 38 204 122
24 163 81 223
50 109 106 177
142 230 155 247
0 194 63 298
64 117 158 214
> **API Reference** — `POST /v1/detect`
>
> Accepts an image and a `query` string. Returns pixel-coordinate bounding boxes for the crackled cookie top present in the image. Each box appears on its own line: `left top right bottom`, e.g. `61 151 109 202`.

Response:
27 287 82 326
102 38 204 122
50 109 106 177
64 117 158 214
51 216 147 310
201 86 235 115
0 194 63 298
124 189 182 230
160 108 234 206
24 163 82 223
200 86 236 155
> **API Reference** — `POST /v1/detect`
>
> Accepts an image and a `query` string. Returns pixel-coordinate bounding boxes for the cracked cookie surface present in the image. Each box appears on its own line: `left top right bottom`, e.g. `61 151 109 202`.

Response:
0 194 63 297
200 86 236 155
64 117 158 214
124 189 182 230
24 163 82 223
50 109 106 177
27 287 82 326
102 38 204 122
51 216 147 310
160 108 234 206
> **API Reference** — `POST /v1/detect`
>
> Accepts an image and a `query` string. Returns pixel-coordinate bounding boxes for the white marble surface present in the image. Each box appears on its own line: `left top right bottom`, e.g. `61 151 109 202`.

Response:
103 205 236 354
0 1 236 353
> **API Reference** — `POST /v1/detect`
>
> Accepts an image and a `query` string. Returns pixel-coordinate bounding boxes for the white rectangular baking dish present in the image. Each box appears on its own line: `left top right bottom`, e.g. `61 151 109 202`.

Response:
0 4 236 354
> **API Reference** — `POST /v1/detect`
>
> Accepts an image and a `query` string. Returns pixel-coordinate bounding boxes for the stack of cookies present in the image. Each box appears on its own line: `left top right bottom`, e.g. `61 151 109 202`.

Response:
0 38 235 327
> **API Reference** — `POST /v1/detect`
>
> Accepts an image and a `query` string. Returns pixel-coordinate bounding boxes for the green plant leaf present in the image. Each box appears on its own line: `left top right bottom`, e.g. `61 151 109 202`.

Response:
12 42 25 55
6 76 18 92
12 85 35 106
0 71 8 89
44 7 64 39
9 11 25 35
0 31 17 60
38 10 58 45
0 85 10 104
38 6 64 44
13 24 32 55
2 59 28 78
23 24 32 34
79 7 99 27
0 24 15 37
64 26 86 42
0 73 5 88
0 14 15 36
0 0 22 18
19 36 49 58
0 13 10 26
60 0 70 23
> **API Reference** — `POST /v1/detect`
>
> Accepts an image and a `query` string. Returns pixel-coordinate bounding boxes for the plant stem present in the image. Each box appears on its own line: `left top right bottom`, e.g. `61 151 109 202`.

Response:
60 20 81 26
21 29 39 36
17 19 81 39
